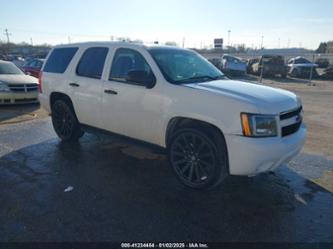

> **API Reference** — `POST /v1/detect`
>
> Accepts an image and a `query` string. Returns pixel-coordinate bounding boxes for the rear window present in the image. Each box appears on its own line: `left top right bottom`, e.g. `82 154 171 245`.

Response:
43 47 78 73
262 56 284 65
76 47 108 79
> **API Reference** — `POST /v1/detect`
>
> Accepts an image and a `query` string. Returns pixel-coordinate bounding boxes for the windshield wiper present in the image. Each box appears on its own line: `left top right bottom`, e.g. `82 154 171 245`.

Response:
175 75 225 83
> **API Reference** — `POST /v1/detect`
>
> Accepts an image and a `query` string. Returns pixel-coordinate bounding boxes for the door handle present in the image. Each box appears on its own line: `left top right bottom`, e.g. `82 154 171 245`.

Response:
104 89 118 95
69 82 80 87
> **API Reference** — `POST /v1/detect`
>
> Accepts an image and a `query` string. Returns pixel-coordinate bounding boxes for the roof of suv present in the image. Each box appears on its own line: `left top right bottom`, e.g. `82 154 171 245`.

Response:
52 41 185 51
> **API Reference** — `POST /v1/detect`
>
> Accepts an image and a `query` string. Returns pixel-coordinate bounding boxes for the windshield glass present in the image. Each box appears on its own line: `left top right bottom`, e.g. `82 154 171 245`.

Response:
148 48 225 84
0 62 24 75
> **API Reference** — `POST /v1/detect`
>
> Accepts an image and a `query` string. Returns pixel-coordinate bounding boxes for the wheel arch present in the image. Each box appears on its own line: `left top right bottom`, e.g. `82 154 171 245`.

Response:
50 92 74 110
165 116 227 148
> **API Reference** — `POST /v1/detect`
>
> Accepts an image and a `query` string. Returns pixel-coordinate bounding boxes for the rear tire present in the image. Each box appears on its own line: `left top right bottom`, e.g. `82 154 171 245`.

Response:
51 99 84 141
168 128 228 189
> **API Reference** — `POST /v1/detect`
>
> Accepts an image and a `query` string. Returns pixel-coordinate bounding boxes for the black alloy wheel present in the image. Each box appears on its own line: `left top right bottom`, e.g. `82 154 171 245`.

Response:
169 128 228 189
51 99 84 141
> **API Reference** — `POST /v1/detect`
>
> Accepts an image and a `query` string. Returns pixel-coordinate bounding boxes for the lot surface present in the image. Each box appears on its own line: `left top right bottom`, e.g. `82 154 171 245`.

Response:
0 77 333 243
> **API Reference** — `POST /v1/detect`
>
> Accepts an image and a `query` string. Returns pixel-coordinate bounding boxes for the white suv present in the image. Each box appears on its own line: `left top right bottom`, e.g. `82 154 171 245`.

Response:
39 42 306 189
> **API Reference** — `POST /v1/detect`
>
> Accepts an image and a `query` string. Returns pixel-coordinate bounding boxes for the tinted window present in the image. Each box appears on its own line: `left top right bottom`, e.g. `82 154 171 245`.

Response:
109 48 155 86
43 47 78 73
76 47 108 79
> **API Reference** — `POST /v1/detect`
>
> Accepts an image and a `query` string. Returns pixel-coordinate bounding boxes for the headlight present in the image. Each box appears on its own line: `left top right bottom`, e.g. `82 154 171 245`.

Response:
241 113 278 137
0 82 11 92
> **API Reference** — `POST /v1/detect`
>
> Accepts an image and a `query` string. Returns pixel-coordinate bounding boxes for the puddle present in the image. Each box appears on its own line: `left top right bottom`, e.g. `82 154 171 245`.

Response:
121 146 165 160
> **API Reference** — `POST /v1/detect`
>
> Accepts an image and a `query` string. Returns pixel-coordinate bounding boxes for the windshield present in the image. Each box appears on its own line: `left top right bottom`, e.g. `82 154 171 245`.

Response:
148 48 225 84
0 62 24 75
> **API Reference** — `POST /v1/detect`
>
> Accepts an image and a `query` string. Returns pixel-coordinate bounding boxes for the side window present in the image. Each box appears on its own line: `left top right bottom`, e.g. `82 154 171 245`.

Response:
28 60 37 68
76 47 108 79
109 48 155 86
43 47 78 73
36 61 43 69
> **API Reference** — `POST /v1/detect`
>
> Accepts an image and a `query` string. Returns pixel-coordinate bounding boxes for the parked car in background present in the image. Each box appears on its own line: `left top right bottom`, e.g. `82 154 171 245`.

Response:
246 58 259 74
0 60 39 104
288 57 318 78
39 42 306 189
315 58 330 68
208 58 223 71
321 65 333 80
221 54 247 76
10 55 26 69
22 59 45 78
249 55 287 78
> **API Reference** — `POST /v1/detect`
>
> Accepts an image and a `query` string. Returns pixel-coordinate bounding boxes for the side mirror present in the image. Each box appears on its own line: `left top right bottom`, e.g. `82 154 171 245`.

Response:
126 70 155 88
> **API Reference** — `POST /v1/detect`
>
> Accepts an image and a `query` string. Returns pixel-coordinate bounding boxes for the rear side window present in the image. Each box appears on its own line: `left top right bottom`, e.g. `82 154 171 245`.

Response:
76 47 108 79
43 47 78 73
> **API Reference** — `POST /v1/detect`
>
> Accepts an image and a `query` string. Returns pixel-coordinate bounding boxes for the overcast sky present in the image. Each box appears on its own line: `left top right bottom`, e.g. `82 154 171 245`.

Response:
1 0 333 49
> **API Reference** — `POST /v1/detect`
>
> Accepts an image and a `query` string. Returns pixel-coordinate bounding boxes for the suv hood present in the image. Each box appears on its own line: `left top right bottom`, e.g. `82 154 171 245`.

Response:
185 80 300 114
0 74 38 85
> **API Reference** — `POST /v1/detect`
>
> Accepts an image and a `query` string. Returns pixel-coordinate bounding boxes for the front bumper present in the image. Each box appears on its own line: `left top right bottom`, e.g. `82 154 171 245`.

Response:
38 93 51 113
0 91 39 104
225 124 306 176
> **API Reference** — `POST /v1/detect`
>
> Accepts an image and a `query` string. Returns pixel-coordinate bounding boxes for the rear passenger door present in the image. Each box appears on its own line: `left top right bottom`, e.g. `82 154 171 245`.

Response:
70 47 109 128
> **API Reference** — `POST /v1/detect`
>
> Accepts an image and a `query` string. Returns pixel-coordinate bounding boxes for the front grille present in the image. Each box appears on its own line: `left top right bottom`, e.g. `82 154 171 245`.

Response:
14 98 38 103
280 106 302 120
280 106 302 137
8 84 38 92
282 122 302 137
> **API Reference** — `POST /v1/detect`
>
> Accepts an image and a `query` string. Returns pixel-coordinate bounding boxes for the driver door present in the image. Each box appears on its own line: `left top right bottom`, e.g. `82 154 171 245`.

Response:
101 47 164 145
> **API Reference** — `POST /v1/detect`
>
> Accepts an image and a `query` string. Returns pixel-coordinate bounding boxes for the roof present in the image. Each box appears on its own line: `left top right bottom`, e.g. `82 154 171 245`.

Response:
52 41 188 51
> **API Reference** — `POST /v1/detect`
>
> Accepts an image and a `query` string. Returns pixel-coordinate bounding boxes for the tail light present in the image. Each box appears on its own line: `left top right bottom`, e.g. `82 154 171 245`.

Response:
38 71 42 93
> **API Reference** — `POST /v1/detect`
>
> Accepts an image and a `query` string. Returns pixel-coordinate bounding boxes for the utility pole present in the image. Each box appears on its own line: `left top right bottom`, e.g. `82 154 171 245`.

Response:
228 30 231 47
261 35 264 50
4 28 12 43
182 37 185 48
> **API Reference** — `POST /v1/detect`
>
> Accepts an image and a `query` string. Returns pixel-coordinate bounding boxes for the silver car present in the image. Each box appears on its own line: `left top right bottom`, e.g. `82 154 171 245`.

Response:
221 54 247 75
0 60 39 104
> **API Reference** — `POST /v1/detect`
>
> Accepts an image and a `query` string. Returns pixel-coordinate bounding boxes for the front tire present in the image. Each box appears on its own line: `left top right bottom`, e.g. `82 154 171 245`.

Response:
51 99 84 141
168 128 228 189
